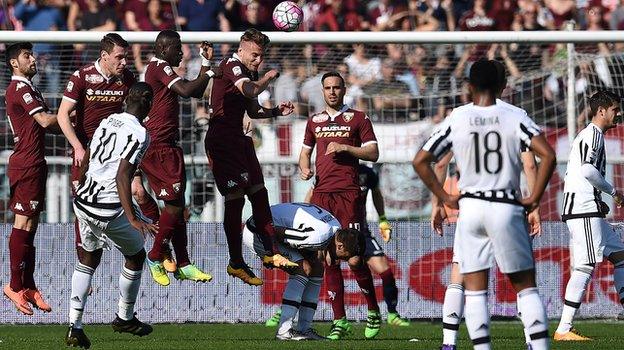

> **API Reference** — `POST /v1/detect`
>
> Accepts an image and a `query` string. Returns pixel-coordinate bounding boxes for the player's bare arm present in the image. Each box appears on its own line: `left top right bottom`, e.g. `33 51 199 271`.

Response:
299 147 314 180
57 99 86 167
170 42 220 98
521 150 542 236
413 149 459 210
116 158 158 236
325 142 379 162
236 69 280 98
520 134 556 212
246 98 294 119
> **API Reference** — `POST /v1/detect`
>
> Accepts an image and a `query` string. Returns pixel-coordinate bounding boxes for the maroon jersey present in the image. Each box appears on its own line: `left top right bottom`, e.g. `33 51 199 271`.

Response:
144 57 183 145
303 106 377 193
63 60 136 146
207 53 257 138
459 10 496 31
6 76 50 169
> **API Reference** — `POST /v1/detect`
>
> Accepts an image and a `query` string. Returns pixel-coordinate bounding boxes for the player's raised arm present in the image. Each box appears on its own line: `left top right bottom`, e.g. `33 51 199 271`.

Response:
165 40 220 98
238 68 280 98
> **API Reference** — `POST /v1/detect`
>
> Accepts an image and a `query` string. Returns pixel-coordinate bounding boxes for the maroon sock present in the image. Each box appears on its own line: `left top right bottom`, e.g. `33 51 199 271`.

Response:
148 210 178 262
352 265 380 312
248 188 278 254
138 195 160 224
172 217 190 267
22 230 37 290
325 263 346 320
9 228 30 291
224 197 245 266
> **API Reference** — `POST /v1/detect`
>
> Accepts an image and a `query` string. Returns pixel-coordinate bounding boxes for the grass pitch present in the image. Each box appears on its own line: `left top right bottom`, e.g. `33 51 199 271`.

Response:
0 321 622 349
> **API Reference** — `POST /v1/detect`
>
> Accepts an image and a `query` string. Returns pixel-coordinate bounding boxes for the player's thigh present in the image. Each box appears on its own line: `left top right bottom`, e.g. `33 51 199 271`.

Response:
456 198 492 274
73 206 108 252
105 214 146 256
8 165 46 217
567 217 605 266
363 233 386 260
487 203 534 274
206 137 257 196
141 146 186 201
311 191 361 230
599 218 624 260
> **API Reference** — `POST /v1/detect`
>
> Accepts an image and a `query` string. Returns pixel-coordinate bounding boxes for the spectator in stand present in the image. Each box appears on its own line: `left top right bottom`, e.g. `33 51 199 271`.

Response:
13 0 65 93
177 0 229 32
410 0 456 31
314 0 364 31
509 2 549 72
124 0 152 31
396 2 440 32
237 0 272 31
274 59 299 113
368 0 406 31
344 44 381 92
490 0 518 30
364 58 412 121
544 0 575 29
458 0 495 31
578 3 611 54
609 0 624 30
67 0 117 32
149 0 175 31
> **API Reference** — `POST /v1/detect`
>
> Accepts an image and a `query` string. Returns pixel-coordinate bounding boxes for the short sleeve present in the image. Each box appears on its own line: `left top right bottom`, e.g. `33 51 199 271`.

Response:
517 111 541 151
359 114 377 146
121 131 150 165
155 62 181 90
62 70 85 103
421 117 452 161
302 117 316 149
223 59 251 87
580 127 603 167
17 85 45 116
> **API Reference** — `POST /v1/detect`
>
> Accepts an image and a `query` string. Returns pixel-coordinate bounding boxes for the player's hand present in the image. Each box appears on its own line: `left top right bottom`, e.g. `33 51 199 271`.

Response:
130 217 159 237
614 191 624 208
73 146 86 167
527 208 541 237
442 193 460 210
276 101 294 116
263 69 280 81
378 215 392 242
520 196 540 213
325 141 347 155
300 167 314 180
431 203 448 236
200 41 214 61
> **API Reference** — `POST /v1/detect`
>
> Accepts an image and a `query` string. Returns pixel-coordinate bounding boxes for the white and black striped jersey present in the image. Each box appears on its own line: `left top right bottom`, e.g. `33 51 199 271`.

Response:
562 123 607 221
74 112 150 220
245 203 341 251
421 99 541 204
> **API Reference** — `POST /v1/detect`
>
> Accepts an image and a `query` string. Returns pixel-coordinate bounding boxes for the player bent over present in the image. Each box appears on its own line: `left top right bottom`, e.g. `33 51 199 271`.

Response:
4 42 58 315
243 203 363 340
65 83 157 348
554 90 624 341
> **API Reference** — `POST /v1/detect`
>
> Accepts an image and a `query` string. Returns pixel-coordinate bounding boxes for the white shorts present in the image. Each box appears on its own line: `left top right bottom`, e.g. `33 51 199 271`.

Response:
566 217 624 266
74 204 145 256
242 225 304 263
455 198 534 274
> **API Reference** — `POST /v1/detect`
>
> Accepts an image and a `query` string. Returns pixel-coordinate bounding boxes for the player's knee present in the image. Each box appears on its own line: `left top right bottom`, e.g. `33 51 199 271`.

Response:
225 189 245 202
608 251 624 265
13 214 36 231
367 256 389 274
163 201 184 215
246 184 265 197
573 264 595 275
507 268 537 292
347 255 363 269
125 249 147 271
79 249 102 269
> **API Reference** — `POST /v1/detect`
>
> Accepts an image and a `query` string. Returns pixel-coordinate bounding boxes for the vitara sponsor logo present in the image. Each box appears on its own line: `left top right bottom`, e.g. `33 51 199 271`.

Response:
85 89 124 102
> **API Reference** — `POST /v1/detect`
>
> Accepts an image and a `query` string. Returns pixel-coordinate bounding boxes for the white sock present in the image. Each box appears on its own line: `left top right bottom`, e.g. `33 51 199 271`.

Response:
556 266 592 334
277 274 308 335
118 266 142 321
612 262 624 306
69 263 95 329
442 283 464 345
297 276 322 332
464 290 491 350
517 287 550 350
517 296 531 344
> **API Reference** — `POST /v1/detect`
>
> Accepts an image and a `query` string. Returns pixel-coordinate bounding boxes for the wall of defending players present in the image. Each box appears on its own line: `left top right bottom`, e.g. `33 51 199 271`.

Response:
1 222 621 324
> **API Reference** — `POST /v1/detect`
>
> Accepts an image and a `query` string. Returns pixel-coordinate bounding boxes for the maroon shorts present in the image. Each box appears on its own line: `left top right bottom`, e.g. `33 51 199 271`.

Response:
205 135 264 196
310 190 363 230
140 145 186 201
8 164 47 217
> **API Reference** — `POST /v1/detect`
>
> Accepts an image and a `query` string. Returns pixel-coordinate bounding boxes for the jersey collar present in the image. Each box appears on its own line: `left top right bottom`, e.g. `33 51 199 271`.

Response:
94 59 113 82
589 122 604 133
325 104 350 121
232 53 242 62
11 75 34 88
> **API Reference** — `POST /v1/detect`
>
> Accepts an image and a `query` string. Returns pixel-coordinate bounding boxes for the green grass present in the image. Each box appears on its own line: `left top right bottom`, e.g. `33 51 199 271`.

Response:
0 321 622 349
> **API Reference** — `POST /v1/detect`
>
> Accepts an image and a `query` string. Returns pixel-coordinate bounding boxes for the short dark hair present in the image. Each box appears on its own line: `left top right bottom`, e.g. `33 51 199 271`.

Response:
589 90 621 117
321 71 345 87
100 33 129 54
5 42 33 72
469 59 499 93
490 59 507 94
240 28 270 49
335 228 364 257
126 82 153 109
